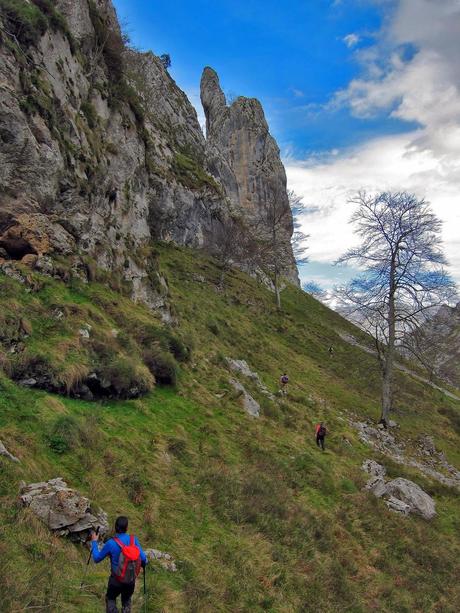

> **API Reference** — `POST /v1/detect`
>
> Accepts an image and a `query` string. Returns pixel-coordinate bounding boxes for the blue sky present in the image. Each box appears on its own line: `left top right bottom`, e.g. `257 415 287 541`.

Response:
113 0 402 156
113 0 460 291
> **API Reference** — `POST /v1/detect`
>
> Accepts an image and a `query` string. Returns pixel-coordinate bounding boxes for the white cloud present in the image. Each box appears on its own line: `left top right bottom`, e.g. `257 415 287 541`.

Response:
343 33 360 48
287 0 460 285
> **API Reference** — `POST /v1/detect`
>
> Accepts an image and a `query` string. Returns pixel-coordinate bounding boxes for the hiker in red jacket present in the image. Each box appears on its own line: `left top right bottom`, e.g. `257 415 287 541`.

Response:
315 422 327 451
92 516 147 613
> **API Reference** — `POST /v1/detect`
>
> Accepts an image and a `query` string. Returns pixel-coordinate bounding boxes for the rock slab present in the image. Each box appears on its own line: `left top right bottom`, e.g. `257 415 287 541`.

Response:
229 378 260 417
20 478 108 541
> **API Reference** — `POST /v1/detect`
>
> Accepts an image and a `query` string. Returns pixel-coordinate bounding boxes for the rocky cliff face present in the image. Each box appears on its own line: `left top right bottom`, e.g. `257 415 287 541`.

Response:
201 67 298 283
0 0 298 311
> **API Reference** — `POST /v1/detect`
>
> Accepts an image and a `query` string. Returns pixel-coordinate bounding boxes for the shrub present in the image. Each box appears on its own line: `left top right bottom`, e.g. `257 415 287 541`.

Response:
207 319 220 336
80 100 98 129
0 0 48 46
0 0 74 49
97 356 154 398
48 415 80 454
88 0 125 84
172 152 220 191
122 472 149 505
143 346 177 386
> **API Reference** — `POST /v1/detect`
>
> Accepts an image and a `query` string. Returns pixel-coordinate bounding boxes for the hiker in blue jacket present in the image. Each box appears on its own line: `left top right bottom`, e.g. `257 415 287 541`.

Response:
92 516 148 613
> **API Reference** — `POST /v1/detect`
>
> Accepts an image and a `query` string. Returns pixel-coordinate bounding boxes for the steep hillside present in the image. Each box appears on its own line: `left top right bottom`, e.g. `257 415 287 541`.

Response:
1 245 460 612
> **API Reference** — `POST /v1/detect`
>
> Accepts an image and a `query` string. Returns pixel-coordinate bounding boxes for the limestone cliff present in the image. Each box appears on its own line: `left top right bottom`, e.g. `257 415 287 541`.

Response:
0 0 298 311
201 67 298 283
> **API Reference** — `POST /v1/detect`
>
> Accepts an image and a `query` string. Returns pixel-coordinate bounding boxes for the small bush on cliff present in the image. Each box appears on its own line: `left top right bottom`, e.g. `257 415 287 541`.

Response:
0 0 47 46
0 0 73 50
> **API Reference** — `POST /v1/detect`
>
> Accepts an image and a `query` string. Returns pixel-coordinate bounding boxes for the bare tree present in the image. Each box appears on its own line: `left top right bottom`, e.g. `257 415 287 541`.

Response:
336 191 456 425
206 217 254 289
288 190 309 265
253 183 296 310
303 281 327 302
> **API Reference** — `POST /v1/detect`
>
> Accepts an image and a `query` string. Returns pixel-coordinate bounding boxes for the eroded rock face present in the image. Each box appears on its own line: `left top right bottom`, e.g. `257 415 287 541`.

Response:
201 67 298 284
0 1 298 311
19 478 108 541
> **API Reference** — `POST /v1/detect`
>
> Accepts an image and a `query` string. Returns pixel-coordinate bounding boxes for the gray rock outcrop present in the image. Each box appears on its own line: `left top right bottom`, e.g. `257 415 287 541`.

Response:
20 478 108 540
362 459 386 478
226 357 274 399
384 478 436 520
229 378 260 417
361 461 436 520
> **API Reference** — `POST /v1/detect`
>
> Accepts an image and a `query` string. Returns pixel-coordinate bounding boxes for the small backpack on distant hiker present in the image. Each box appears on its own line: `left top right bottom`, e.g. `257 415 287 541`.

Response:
318 425 326 437
113 535 142 583
281 375 289 385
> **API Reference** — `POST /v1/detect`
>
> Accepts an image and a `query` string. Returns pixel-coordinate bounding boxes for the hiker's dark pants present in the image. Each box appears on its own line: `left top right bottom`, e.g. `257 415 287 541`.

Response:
106 576 135 612
316 435 325 450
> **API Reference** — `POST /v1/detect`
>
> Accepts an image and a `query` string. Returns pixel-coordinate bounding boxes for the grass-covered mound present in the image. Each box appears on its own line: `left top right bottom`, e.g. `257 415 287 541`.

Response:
1 244 459 612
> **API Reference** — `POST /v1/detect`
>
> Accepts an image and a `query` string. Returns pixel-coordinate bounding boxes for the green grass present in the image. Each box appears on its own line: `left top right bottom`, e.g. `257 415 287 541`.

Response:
1 244 459 611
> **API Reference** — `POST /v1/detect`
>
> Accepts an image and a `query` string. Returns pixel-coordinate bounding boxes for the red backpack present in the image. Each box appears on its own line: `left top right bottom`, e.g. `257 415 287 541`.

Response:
113 535 142 583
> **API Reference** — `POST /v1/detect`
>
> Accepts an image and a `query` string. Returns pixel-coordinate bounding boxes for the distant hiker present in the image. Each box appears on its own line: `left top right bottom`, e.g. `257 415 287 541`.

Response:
315 422 327 451
92 516 147 613
328 346 334 358
279 373 289 395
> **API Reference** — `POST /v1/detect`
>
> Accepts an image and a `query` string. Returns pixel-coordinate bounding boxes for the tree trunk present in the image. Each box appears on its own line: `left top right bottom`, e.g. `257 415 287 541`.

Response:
380 260 396 426
274 269 281 310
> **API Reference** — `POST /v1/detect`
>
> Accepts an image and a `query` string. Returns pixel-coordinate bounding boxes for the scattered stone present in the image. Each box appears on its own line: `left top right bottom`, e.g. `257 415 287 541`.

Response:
225 357 274 399
229 378 260 417
0 262 27 284
145 548 177 572
384 478 436 520
388 420 398 428
362 459 386 478
19 378 37 388
0 440 20 463
19 478 108 541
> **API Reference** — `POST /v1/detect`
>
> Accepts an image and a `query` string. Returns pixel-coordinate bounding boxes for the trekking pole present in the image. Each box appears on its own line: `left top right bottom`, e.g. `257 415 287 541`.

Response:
143 565 147 613
80 526 99 590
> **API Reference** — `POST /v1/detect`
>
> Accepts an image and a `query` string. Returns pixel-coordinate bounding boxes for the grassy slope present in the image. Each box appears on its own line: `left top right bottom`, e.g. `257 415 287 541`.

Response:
1 244 459 612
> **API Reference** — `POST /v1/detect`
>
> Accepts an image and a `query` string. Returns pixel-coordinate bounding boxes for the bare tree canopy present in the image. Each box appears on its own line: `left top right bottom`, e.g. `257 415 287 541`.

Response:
336 191 456 425
288 190 309 265
303 281 327 302
251 183 297 309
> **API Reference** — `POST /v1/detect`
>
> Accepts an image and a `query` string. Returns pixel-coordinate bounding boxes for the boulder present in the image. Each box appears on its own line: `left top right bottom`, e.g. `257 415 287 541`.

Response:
229 379 260 417
362 459 386 478
364 476 387 498
384 478 436 520
226 357 274 399
19 478 108 541
0 440 20 463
